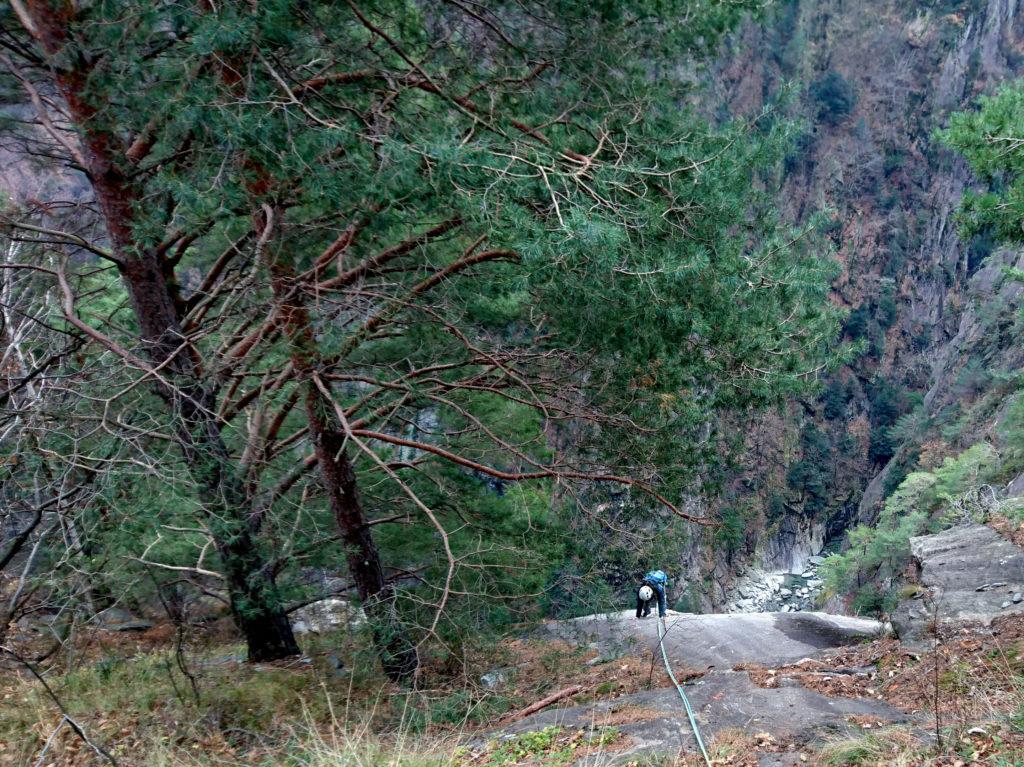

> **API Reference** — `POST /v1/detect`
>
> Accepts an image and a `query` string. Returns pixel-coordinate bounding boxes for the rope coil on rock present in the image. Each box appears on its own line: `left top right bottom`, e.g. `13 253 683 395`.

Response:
657 616 712 767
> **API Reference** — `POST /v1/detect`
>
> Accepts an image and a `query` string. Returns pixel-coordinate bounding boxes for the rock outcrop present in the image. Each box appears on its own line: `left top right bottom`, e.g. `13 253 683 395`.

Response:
510 609 905 765
290 598 365 635
892 523 1024 640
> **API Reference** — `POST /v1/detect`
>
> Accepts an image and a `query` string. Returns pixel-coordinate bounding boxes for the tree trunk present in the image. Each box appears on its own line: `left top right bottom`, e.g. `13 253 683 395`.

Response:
269 238 418 681
17 1 299 663
119 259 300 662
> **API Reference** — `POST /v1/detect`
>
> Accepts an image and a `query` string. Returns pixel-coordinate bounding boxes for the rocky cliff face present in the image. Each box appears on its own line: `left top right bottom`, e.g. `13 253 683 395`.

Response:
677 0 1024 611
891 522 1024 640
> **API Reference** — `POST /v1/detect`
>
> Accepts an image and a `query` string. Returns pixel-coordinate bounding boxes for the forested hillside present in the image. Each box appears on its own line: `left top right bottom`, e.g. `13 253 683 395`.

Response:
673 0 1024 615
2 1 1024 766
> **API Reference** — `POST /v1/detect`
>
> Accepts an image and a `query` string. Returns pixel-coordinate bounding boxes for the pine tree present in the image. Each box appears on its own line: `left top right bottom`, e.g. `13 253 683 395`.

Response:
0 0 841 675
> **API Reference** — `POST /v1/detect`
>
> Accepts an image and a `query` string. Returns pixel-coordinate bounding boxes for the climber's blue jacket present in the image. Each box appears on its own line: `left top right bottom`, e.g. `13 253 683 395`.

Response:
641 570 668 617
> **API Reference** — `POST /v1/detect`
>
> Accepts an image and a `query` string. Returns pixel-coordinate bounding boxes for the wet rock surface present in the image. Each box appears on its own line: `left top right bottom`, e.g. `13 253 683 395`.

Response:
724 553 832 614
892 523 1024 641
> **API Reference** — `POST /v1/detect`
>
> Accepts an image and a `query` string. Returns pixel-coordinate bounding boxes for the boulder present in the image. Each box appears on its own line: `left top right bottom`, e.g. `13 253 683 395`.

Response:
1007 473 1024 498
892 524 1024 640
95 607 153 632
481 669 510 689
184 594 230 622
291 598 366 635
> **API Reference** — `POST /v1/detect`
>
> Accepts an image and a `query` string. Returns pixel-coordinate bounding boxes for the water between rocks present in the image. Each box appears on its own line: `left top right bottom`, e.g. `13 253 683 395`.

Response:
724 552 831 614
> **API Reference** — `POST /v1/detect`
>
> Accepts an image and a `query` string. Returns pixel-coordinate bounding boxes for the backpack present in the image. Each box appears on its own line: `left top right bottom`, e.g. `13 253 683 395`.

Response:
644 570 668 587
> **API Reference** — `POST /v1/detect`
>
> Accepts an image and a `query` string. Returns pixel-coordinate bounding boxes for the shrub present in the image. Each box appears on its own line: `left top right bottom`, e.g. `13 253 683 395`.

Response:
867 377 918 464
810 71 856 125
716 506 747 553
823 378 849 420
883 148 906 176
967 229 997 273
844 304 871 339
822 442 1004 612
876 287 898 329
786 423 833 515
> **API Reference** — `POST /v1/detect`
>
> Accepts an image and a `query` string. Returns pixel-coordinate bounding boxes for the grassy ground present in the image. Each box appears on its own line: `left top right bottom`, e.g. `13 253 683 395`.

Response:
4 617 1024 766
0 619 661 767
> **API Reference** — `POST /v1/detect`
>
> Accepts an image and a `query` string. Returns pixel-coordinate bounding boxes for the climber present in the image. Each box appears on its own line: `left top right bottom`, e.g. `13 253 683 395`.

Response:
635 569 669 618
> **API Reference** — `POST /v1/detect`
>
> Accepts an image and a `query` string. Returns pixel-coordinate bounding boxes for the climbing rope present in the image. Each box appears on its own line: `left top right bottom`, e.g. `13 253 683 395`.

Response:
657 616 712 767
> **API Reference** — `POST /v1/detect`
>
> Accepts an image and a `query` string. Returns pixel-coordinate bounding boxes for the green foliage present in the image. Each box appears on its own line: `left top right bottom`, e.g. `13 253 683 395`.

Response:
767 491 788 519
940 79 1024 262
715 501 758 554
1001 394 1024 473
867 377 918 464
883 148 906 177
405 689 514 731
480 726 588 767
823 377 851 420
0 644 356 759
880 444 921 500
876 286 898 329
786 423 833 516
843 284 897 360
966 228 998 272
843 303 871 340
0 0 844 671
822 443 1004 612
810 71 857 125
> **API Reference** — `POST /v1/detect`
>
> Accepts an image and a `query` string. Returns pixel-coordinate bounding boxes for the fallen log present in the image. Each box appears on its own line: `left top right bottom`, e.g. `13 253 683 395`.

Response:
499 684 584 723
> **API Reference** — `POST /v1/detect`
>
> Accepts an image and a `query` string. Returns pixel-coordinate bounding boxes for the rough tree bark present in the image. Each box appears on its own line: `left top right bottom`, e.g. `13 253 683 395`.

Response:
14 0 299 662
266 213 418 680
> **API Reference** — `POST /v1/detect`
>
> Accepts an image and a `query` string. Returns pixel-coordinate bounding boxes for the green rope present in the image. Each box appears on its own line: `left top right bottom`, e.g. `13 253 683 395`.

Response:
657 616 712 767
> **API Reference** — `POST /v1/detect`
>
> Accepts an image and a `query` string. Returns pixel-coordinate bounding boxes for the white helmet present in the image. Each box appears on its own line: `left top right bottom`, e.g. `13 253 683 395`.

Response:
638 585 654 602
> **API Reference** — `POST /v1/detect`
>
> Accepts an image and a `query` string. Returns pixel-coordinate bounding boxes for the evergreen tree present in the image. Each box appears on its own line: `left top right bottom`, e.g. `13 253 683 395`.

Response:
941 82 1024 246
0 0 841 675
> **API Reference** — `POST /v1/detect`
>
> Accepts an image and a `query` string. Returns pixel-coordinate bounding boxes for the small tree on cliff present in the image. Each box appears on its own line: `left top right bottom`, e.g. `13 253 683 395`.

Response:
941 81 1024 251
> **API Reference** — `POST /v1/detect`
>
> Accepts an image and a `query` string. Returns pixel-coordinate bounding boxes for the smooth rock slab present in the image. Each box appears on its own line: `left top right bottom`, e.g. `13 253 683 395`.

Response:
522 611 893 763
893 524 1024 640
545 610 886 671
502 670 912 765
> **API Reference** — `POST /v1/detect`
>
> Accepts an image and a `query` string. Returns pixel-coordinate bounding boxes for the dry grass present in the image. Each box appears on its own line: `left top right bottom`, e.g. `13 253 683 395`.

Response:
816 727 924 766
0 623 671 767
742 614 1024 727
7 616 1024 767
